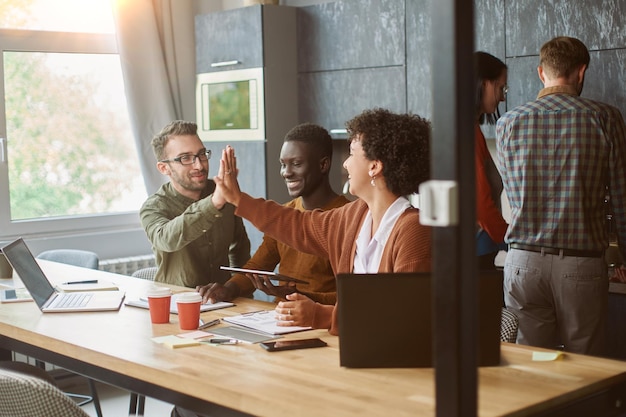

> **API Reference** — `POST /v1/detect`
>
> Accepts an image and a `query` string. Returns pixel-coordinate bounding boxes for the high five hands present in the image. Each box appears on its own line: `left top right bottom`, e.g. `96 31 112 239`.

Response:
212 145 242 208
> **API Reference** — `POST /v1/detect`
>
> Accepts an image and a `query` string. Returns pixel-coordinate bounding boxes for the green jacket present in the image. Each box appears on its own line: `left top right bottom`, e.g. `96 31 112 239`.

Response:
140 180 250 288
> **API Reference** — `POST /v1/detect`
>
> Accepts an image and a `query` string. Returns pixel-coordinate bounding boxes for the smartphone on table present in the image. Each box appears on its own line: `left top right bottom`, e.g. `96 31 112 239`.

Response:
260 338 327 352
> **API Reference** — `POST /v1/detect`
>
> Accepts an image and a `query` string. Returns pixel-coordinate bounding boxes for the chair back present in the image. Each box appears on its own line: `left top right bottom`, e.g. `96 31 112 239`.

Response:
131 266 157 281
500 308 519 343
37 249 99 270
0 367 90 417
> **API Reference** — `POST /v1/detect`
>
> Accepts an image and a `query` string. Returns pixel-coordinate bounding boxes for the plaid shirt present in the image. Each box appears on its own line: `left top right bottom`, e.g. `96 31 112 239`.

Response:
495 85 626 257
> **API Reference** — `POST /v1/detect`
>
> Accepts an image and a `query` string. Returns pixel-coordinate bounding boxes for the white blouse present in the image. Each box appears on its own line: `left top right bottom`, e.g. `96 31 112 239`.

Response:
353 196 411 273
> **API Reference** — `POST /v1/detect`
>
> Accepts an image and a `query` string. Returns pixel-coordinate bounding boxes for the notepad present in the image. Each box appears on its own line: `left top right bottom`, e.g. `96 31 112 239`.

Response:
56 281 119 292
222 310 312 335
152 335 201 349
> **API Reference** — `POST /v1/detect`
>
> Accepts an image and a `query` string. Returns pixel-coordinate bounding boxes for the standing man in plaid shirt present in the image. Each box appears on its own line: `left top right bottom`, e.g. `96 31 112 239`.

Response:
495 36 626 355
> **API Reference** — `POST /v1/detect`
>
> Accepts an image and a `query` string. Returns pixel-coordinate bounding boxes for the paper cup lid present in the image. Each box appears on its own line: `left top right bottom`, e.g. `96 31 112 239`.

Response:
176 292 202 303
146 286 171 297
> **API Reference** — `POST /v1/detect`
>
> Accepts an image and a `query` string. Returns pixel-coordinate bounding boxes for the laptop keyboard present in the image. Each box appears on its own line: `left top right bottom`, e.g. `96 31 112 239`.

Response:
51 292 92 308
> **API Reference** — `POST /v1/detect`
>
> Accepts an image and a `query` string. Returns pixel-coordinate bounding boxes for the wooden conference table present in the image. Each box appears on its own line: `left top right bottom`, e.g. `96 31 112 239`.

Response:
2 260 626 417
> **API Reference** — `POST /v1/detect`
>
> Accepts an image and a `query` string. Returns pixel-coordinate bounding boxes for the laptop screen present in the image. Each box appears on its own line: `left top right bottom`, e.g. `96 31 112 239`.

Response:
336 272 432 368
336 271 503 368
1 238 56 308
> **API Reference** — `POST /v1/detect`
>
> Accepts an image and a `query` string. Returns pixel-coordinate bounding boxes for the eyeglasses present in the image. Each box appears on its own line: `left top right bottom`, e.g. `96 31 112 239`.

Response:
159 150 211 165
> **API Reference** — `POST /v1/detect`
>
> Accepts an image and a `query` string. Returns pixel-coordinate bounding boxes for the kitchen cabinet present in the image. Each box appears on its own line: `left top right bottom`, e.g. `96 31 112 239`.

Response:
296 0 406 110
195 5 298 206
299 67 406 133
195 6 263 73
297 0 404 72
297 0 406 196
297 0 406 126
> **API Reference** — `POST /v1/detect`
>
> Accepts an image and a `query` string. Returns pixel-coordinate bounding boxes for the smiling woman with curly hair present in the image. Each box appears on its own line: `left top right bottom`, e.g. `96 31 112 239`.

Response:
345 108 430 197
214 107 433 335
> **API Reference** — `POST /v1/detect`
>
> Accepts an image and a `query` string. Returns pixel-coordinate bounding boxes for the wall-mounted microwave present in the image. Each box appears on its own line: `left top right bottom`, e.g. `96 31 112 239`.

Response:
195 67 265 142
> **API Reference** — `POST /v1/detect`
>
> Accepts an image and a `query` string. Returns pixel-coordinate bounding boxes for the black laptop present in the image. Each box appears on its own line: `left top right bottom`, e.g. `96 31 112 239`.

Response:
336 271 503 368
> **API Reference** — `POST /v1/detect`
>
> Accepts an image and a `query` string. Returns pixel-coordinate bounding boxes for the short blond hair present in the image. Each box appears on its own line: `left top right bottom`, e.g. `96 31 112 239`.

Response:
539 36 590 79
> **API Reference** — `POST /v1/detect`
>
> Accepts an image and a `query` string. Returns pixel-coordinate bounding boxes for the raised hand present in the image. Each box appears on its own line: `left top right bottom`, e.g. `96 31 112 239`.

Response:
213 145 242 207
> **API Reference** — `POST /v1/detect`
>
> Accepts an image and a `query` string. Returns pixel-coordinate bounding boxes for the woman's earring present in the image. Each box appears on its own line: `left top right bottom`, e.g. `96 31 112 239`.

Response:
370 176 376 187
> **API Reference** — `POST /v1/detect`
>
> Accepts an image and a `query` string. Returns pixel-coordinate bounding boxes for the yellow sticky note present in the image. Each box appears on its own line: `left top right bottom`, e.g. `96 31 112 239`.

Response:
532 351 564 361
177 330 213 340
152 335 201 349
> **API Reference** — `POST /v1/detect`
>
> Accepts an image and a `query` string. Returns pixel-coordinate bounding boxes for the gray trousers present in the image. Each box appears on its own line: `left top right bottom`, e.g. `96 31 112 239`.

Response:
504 248 608 355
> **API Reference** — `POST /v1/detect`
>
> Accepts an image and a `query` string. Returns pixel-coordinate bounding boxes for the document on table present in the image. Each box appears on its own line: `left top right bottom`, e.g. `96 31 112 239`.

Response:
210 326 279 344
222 310 312 335
125 294 234 314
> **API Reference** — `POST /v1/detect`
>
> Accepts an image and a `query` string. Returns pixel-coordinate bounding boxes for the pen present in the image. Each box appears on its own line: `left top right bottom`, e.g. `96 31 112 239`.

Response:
62 280 98 285
208 338 238 345
242 309 266 316
198 318 220 330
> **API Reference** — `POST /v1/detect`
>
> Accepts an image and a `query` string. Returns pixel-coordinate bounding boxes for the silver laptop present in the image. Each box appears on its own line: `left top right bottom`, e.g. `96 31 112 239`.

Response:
1 238 125 312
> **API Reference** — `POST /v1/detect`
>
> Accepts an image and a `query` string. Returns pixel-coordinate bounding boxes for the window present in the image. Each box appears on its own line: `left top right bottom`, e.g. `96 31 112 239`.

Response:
0 0 146 238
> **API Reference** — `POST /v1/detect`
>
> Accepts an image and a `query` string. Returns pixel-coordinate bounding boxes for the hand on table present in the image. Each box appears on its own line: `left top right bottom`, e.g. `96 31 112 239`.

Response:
275 293 316 327
197 282 237 304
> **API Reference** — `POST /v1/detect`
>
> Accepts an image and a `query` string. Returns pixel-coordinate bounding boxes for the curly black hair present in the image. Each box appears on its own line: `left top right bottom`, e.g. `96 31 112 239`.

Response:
345 108 431 196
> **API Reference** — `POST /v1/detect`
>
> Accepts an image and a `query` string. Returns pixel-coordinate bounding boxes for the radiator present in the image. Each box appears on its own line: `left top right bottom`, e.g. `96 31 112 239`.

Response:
99 254 156 276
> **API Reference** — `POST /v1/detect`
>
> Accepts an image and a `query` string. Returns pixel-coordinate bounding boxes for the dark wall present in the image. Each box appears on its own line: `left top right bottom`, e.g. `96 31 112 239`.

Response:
293 0 626 195
195 0 625 209
300 0 625 126
504 0 626 116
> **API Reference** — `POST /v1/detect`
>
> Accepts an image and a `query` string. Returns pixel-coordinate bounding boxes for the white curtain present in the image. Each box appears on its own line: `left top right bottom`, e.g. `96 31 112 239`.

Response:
111 0 195 195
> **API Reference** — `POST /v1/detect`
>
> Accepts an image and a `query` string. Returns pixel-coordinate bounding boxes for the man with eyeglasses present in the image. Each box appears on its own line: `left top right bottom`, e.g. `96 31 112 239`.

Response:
140 120 250 288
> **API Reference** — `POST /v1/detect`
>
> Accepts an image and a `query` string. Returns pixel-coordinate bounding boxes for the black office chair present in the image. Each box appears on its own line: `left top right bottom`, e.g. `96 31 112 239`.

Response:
35 249 104 417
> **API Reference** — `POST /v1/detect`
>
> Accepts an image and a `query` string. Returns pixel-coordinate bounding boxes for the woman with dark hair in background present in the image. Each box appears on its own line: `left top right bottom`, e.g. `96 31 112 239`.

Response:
474 51 509 270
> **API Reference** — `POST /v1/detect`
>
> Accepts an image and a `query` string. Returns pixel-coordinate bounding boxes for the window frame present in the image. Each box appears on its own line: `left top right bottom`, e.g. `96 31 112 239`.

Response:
0 28 141 240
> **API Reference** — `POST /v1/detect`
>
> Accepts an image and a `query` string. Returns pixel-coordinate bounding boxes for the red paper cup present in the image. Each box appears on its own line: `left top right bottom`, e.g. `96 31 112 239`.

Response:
146 286 172 324
176 292 202 330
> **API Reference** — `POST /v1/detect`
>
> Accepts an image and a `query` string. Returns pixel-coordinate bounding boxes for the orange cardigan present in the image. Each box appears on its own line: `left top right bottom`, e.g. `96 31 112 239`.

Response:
475 124 508 243
235 194 432 335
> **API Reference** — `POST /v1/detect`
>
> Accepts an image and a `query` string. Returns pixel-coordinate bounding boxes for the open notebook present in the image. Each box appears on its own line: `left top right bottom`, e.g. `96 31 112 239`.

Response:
223 310 312 335
1 238 125 312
